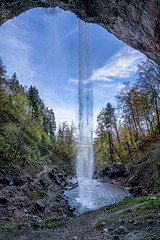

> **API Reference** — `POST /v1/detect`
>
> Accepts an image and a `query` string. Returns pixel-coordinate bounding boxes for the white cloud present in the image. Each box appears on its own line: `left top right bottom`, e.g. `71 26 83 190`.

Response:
68 46 146 87
52 106 77 126
97 83 115 88
68 78 79 84
0 20 37 86
0 21 31 51
92 46 146 82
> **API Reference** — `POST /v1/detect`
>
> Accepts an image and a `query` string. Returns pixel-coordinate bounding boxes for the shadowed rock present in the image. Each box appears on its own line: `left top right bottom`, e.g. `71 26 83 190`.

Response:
0 0 160 64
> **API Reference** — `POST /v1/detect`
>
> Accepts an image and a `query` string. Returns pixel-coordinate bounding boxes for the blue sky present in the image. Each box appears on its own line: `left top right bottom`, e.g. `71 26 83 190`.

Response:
0 7 146 131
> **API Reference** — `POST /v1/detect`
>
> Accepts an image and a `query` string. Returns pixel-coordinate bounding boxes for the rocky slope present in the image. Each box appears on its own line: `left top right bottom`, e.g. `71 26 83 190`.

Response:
0 165 75 230
96 161 160 197
0 0 160 64
1 193 160 240
0 161 160 240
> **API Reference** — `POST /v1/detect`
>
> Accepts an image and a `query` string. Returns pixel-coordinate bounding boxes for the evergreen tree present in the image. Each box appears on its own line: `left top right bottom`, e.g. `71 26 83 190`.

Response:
27 85 41 121
48 108 56 139
9 72 20 93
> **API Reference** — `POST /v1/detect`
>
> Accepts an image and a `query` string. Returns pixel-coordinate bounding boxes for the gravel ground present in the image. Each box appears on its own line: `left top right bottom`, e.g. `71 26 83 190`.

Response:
1 202 160 240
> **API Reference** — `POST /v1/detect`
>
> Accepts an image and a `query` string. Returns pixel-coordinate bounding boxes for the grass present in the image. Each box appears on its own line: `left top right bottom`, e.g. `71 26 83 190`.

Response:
135 232 160 240
105 193 160 212
94 221 104 228
31 216 64 232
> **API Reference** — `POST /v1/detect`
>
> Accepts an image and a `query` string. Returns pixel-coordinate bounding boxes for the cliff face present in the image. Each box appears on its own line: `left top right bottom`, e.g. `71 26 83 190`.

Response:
0 0 160 63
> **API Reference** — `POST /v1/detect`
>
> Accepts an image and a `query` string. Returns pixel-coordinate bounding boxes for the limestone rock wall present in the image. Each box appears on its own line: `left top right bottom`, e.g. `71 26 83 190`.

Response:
0 0 160 63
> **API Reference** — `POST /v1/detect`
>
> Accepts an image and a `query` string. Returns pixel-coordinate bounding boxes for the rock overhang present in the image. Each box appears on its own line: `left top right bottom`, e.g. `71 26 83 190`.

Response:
0 0 160 63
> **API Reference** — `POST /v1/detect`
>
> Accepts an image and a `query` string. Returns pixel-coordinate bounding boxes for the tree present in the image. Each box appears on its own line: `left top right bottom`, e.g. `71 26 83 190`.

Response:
0 57 6 79
0 58 9 123
9 72 20 93
96 103 115 165
48 108 56 139
27 85 41 121
137 59 160 131
56 121 76 172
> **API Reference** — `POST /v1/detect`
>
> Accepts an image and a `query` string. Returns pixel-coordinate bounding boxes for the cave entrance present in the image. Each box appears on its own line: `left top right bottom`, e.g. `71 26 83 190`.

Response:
0 7 145 126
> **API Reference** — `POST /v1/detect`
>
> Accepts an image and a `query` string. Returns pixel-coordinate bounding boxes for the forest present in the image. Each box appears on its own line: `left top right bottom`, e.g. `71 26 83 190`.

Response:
1 57 160 173
95 59 160 170
0 57 76 175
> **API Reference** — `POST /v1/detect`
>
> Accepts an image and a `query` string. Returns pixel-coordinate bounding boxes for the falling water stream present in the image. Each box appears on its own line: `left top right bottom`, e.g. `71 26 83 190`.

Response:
76 20 94 206
64 20 131 215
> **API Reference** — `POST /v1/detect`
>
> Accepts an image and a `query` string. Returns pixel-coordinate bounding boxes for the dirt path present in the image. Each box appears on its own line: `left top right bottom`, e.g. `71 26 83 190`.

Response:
1 202 160 240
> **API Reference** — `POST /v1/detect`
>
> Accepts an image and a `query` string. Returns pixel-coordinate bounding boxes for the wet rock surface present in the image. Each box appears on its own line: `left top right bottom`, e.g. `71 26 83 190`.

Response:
0 0 160 64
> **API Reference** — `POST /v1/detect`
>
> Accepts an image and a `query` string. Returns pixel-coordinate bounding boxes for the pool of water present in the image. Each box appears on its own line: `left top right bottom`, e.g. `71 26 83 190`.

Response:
64 179 131 215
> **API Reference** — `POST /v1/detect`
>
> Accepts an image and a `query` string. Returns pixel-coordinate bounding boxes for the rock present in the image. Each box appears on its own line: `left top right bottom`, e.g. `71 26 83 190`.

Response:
118 226 128 233
51 165 59 174
34 201 45 211
132 186 143 195
134 221 141 226
0 196 8 204
147 219 153 225
0 1 160 64
129 162 160 194
103 165 113 178
114 226 128 234
39 179 45 186
112 236 120 240
128 219 134 223
0 176 13 186
23 208 28 213
96 170 105 178
128 175 138 187
112 163 126 177
13 177 24 186
73 237 78 240
118 219 125 224
136 160 142 165
123 172 129 177
101 163 127 178
58 173 63 178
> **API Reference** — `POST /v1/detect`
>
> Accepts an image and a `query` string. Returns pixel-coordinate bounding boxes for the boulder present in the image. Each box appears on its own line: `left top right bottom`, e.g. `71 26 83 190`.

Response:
39 179 46 186
103 165 113 178
0 176 14 186
34 201 45 211
0 196 8 204
128 162 160 194
13 177 24 186
112 163 127 177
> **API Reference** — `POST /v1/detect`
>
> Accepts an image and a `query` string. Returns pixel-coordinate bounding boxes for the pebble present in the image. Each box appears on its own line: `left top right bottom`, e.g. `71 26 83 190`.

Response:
128 219 134 223
119 226 128 233
118 219 125 224
147 219 153 224
134 221 140 226
73 236 78 240
23 208 28 213
114 226 128 234
112 236 120 240
0 196 8 204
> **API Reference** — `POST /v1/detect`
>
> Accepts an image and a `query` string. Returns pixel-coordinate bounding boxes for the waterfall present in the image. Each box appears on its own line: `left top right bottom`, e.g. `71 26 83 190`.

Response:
76 20 94 206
